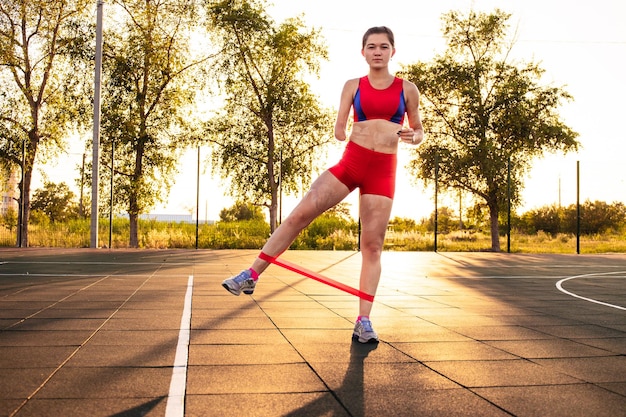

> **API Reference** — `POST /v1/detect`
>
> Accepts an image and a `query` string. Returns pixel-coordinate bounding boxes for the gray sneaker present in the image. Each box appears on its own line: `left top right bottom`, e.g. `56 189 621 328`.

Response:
222 270 256 296
352 318 379 343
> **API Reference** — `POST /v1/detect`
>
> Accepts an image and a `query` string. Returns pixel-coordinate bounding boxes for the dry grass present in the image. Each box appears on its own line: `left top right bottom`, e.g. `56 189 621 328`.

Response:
1 222 625 253
385 229 626 254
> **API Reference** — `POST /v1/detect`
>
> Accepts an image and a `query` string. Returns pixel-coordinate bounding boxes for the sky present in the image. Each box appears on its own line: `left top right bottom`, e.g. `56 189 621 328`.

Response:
42 0 626 222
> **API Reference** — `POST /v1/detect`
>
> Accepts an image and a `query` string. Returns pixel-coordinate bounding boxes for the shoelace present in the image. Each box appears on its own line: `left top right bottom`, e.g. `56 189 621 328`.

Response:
233 271 251 284
360 319 373 332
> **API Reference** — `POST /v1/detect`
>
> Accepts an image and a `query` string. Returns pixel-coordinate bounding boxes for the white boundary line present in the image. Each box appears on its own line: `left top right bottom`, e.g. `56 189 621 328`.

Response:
556 271 626 311
165 275 194 417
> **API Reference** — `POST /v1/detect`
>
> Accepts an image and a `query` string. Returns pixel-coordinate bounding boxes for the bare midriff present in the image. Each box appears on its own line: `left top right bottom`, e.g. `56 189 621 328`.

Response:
349 119 401 154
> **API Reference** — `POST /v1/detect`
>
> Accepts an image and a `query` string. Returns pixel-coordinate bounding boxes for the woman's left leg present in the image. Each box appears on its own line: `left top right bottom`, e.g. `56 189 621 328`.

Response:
357 193 394 317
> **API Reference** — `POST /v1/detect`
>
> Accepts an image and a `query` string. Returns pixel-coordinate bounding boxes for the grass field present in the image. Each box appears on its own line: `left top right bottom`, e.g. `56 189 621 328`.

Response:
2 219 625 253
384 230 626 253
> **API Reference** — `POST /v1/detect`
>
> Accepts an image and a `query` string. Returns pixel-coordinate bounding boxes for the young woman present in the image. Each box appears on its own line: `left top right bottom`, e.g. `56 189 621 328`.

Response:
223 26 424 343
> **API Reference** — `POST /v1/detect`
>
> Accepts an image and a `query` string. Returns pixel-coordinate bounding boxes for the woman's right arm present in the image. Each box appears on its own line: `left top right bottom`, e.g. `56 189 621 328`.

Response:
334 79 358 141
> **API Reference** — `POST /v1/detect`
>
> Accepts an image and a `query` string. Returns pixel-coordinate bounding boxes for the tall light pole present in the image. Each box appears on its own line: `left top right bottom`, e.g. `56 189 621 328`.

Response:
196 146 200 249
91 0 104 248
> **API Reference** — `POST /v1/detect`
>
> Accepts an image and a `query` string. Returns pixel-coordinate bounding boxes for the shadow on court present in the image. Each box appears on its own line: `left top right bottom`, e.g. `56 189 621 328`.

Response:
282 341 379 417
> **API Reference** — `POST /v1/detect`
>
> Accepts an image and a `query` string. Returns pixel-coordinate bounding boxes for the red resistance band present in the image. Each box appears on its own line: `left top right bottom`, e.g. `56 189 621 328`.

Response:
258 252 375 302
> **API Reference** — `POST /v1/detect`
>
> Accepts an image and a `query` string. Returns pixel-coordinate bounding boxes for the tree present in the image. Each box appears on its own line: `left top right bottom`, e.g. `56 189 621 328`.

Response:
204 0 334 233
427 206 457 234
520 204 561 236
324 202 352 222
97 0 210 247
0 207 18 233
219 201 264 222
0 0 91 246
400 9 579 251
562 200 626 235
389 217 419 233
31 181 78 222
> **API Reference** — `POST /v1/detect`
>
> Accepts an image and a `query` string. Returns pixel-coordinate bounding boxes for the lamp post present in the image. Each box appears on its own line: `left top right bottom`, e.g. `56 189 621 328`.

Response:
90 0 104 248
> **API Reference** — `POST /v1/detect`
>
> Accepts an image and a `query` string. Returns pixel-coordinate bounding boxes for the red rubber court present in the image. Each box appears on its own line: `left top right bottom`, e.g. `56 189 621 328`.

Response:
1 248 625 416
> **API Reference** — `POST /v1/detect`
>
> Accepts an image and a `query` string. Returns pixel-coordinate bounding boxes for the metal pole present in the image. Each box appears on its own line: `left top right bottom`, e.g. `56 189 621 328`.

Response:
279 149 283 225
109 140 114 249
196 146 200 250
507 157 511 253
576 160 580 254
79 153 86 218
459 189 462 231
358 193 361 251
90 0 104 248
434 152 439 252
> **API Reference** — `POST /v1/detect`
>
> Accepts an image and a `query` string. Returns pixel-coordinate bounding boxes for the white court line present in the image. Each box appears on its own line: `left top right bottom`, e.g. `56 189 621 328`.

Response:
165 275 194 417
556 271 626 311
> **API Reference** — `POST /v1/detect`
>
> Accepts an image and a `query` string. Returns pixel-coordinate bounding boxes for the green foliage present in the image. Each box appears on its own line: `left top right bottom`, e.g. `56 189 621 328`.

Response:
399 9 579 251
291 212 358 250
28 210 50 226
94 0 207 247
204 0 334 232
219 201 265 222
425 206 458 234
518 200 626 235
31 181 79 223
200 219 271 249
389 216 420 233
519 205 562 235
0 207 18 232
1 202 625 253
325 202 353 222
573 200 626 234
0 0 92 246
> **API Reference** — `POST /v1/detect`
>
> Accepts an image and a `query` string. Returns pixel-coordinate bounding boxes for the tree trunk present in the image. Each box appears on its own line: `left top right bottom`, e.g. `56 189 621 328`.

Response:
128 169 141 248
129 139 145 248
129 188 140 247
18 169 32 247
268 152 279 232
269 189 278 233
128 182 141 247
129 211 139 248
266 119 279 233
488 203 501 252
17 137 38 247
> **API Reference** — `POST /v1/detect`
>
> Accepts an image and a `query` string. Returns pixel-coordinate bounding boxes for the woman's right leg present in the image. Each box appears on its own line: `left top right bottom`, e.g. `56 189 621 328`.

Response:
250 170 351 275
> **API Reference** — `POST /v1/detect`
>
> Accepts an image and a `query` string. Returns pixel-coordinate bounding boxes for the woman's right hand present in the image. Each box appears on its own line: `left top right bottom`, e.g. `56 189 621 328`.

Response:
334 127 347 141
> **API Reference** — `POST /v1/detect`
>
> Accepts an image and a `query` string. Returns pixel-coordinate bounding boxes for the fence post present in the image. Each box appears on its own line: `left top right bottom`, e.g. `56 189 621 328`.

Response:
196 146 200 250
576 160 580 254
91 0 104 248
434 152 439 252
507 157 511 253
109 140 114 249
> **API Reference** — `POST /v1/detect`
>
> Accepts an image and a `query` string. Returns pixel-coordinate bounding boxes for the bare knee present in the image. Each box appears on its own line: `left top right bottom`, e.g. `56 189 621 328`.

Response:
282 209 314 231
360 235 384 259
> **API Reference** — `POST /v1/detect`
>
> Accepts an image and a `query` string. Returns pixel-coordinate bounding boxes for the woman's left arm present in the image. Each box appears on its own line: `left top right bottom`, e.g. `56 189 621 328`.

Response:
399 80 424 145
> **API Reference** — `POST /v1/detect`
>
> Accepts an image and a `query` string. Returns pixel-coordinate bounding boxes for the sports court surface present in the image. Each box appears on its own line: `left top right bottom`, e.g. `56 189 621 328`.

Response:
0 248 625 417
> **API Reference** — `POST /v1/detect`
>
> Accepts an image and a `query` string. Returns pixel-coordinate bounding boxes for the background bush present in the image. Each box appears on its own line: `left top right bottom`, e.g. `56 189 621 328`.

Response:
1 200 625 253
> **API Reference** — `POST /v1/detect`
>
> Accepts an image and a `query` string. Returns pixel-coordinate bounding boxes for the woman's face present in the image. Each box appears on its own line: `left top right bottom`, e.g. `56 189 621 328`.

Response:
361 33 395 68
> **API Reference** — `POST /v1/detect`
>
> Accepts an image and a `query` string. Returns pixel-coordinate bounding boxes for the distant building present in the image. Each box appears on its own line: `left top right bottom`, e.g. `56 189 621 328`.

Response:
140 213 194 223
117 213 215 224
1 169 19 216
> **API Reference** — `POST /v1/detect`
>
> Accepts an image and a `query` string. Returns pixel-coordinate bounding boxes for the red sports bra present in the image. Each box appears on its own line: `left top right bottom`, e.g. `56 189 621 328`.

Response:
353 76 406 124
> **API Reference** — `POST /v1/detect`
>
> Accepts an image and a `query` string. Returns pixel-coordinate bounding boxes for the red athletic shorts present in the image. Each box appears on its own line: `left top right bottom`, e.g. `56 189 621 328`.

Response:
328 141 397 199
